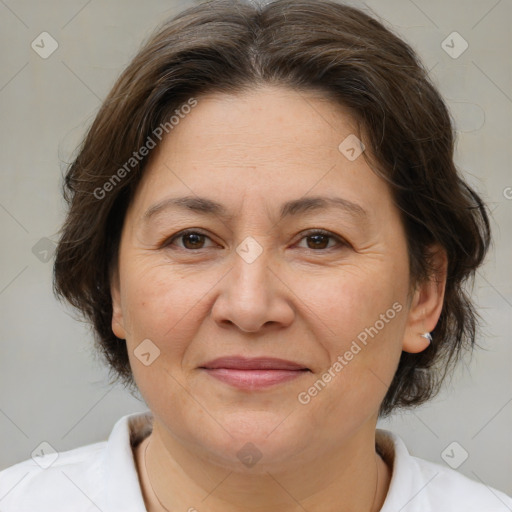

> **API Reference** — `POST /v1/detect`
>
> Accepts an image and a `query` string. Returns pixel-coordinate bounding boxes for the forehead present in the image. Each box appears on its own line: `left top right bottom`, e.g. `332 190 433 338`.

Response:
159 86 361 160
128 86 393 224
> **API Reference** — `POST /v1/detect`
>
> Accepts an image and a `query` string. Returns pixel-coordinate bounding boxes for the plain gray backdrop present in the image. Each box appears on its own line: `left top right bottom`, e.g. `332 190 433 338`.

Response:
1 0 511 498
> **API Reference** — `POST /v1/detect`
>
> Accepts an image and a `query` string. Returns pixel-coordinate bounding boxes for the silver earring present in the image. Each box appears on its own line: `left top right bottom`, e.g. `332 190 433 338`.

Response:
420 332 432 343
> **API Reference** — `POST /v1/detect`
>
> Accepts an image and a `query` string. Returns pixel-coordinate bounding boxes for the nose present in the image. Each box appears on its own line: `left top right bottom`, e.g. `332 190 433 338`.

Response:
210 245 295 333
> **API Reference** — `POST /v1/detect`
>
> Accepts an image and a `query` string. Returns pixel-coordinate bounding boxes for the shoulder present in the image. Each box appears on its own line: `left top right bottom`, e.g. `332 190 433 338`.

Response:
413 455 512 511
377 429 512 512
0 440 106 511
0 411 151 512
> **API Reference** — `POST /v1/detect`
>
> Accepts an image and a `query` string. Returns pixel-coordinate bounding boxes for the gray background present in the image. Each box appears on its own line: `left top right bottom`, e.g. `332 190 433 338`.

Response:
1 0 511 498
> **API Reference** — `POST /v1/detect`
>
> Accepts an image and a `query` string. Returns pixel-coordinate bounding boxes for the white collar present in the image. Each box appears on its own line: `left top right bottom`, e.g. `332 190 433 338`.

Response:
97 411 512 512
101 411 421 510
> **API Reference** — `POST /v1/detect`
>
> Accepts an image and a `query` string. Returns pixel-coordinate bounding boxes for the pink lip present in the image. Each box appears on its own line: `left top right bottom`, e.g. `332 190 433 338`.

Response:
200 356 309 371
199 357 310 390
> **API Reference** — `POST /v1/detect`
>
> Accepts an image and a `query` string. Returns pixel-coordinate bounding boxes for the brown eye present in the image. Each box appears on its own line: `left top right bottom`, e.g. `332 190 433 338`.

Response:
296 230 345 251
181 232 206 249
166 230 214 250
306 233 330 250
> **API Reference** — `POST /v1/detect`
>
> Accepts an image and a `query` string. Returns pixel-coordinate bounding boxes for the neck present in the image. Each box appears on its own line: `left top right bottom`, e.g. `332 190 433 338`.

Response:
135 422 391 512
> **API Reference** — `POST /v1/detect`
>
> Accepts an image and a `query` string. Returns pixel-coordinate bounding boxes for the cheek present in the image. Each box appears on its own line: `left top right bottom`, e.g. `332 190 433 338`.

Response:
297 265 407 406
120 261 205 413
303 262 406 343
120 258 217 356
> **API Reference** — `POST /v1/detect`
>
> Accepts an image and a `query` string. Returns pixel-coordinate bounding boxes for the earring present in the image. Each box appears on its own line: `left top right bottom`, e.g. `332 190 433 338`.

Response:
420 332 432 343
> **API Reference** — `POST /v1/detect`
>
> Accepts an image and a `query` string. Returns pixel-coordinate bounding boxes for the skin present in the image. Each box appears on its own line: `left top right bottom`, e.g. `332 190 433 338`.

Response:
111 85 447 512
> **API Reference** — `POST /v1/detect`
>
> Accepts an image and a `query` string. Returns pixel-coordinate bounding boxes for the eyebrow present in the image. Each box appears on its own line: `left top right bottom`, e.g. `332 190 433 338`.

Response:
142 195 368 223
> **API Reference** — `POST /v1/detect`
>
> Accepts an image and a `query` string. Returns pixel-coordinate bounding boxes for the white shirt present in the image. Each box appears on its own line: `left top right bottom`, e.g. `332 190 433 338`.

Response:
1 411 511 511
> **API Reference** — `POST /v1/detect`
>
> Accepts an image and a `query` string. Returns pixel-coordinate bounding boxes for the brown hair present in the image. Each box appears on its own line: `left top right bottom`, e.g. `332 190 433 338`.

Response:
53 0 491 417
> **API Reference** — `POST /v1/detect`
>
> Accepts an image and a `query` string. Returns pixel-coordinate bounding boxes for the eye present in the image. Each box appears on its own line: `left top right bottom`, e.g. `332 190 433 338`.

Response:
164 228 347 252
165 229 216 250
295 229 346 250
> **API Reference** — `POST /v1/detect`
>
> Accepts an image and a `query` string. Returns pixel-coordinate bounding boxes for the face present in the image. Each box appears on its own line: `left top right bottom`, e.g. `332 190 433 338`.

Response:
111 86 439 472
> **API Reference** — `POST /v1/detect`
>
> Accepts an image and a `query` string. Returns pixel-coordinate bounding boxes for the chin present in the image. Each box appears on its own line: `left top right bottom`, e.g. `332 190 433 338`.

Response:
189 411 310 472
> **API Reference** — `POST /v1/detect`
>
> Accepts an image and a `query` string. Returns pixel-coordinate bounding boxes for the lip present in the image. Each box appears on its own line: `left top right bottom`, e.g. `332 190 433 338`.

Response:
200 356 309 371
199 357 310 390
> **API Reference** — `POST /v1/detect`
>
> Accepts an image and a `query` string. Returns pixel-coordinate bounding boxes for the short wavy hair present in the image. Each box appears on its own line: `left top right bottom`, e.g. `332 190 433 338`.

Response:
53 0 491 417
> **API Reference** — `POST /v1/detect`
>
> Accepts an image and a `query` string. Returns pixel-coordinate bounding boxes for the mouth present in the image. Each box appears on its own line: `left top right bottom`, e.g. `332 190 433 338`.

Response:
199 356 311 390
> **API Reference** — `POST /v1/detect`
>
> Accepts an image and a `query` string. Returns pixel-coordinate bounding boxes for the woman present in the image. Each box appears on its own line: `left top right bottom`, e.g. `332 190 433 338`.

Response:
0 0 510 510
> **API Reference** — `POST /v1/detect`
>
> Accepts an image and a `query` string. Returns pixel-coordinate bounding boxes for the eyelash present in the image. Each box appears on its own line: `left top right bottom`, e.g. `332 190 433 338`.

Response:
163 228 347 252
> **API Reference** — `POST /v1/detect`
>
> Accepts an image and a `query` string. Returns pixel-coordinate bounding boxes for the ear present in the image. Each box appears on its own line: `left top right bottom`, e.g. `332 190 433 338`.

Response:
110 264 127 340
402 244 447 354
